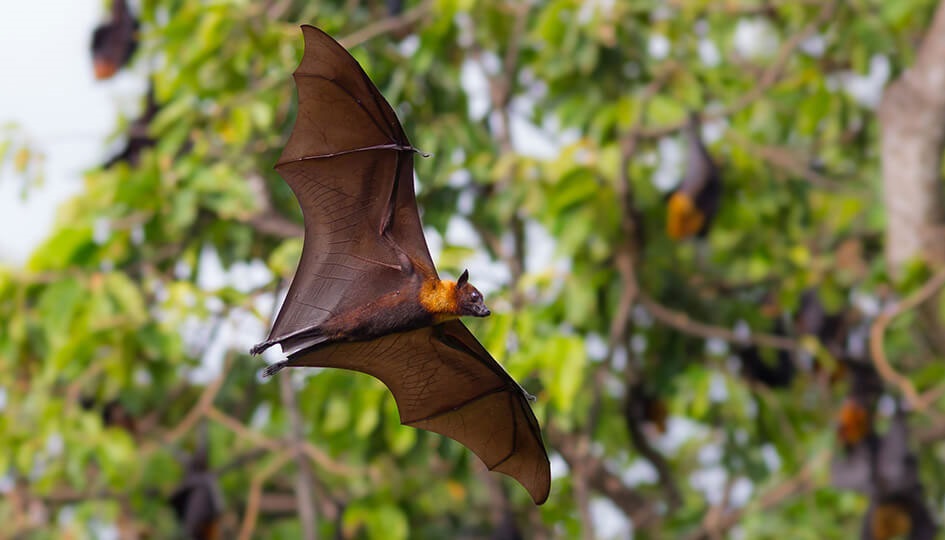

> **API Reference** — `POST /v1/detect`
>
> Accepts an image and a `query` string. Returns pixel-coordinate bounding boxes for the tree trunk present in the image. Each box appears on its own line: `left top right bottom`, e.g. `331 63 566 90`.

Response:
878 0 945 274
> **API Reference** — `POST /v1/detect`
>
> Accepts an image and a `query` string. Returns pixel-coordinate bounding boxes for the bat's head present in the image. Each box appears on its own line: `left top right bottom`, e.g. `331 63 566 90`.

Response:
455 269 490 317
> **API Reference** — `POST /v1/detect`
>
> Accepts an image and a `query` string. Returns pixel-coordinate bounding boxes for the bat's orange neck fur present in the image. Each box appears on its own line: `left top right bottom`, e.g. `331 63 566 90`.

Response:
667 192 704 240
419 279 461 323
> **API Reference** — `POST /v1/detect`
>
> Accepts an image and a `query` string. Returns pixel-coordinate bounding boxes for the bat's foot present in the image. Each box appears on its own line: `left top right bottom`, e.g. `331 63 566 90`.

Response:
261 361 288 378
250 340 274 355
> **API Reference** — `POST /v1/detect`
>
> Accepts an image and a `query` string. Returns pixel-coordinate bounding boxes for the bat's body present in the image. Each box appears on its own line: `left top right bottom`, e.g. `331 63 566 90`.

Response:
251 26 550 505
667 113 721 240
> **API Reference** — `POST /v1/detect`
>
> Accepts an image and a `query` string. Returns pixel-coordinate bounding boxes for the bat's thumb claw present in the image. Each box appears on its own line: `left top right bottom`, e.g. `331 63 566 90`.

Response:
525 390 537 403
249 341 273 356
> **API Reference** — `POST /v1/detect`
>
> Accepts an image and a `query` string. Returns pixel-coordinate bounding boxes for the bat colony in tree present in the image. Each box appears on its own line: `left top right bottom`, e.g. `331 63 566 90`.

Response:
251 26 551 505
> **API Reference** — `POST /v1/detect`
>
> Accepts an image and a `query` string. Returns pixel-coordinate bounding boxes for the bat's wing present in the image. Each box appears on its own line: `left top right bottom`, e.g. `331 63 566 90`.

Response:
284 320 551 504
262 25 436 356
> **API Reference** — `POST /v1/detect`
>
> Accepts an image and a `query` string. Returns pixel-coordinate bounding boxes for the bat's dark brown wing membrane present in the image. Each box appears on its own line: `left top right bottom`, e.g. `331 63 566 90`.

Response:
265 25 436 355
283 320 551 504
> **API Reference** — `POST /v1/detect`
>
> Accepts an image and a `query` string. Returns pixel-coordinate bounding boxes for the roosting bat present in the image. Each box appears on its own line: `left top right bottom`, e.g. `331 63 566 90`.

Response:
169 442 224 540
250 26 550 505
666 112 722 240
90 0 139 80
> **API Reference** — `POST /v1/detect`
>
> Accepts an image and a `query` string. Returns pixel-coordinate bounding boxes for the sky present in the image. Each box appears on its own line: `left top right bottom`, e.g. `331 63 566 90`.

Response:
0 0 147 265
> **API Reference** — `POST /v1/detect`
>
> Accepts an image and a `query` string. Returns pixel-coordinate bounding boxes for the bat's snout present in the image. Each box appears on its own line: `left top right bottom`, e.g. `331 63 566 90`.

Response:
474 304 491 317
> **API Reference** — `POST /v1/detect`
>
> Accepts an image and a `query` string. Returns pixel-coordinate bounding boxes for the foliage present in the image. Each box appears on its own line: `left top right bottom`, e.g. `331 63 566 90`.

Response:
2 0 944 538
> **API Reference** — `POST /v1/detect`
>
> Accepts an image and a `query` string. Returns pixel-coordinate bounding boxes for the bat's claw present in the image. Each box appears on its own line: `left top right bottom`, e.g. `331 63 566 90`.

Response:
261 361 288 378
249 341 274 355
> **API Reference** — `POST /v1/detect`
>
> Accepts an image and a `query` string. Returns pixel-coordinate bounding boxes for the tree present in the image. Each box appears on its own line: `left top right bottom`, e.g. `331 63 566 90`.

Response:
3 0 945 538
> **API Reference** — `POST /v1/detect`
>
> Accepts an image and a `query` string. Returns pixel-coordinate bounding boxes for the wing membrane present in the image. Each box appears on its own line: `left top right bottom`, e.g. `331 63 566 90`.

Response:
265 26 436 353
285 320 551 504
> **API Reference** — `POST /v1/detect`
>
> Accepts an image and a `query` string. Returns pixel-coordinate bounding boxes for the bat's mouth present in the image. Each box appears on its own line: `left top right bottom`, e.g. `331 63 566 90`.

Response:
472 305 491 317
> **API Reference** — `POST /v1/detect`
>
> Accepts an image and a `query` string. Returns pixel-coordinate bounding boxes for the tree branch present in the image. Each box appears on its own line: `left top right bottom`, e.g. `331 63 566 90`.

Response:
279 375 319 540
868 267 945 410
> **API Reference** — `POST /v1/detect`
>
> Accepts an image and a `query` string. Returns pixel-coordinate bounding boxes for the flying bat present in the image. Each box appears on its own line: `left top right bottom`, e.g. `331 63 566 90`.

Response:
90 0 139 80
666 112 722 240
250 25 550 505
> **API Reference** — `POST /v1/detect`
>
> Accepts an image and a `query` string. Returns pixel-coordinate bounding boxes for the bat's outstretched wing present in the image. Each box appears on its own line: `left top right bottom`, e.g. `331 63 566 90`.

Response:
282 319 551 504
261 25 436 356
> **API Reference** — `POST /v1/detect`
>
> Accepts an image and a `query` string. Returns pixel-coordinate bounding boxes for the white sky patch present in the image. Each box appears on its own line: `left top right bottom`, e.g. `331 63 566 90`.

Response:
585 332 608 361
800 33 828 57
761 443 781 472
733 18 780 59
456 187 475 214
729 476 754 507
550 452 569 480
423 226 444 261
652 136 684 192
705 337 729 356
734 319 752 342
591 496 633 539
709 372 729 402
840 54 890 109
445 215 481 248
698 39 721 67
648 33 671 60
658 416 709 454
622 458 659 485
698 443 722 465
851 289 881 317
690 465 728 505
877 394 897 417
460 59 490 121
630 333 647 354
524 219 558 273
397 34 420 57
510 113 560 159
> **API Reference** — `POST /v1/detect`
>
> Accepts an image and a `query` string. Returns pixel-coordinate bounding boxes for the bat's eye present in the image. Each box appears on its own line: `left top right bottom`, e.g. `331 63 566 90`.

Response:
470 291 481 302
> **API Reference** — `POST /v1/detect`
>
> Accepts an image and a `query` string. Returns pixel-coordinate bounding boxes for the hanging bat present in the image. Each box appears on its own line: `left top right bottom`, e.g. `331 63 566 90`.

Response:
104 84 158 169
836 360 883 449
666 112 721 240
90 0 139 80
169 434 224 540
863 496 937 540
250 25 550 505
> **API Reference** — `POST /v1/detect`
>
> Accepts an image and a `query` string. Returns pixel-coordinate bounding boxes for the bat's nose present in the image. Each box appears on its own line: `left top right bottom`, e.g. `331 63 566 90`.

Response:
479 306 491 317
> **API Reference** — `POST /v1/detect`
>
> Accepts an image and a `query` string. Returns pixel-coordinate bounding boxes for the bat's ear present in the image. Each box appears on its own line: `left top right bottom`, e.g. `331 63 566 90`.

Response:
457 269 469 287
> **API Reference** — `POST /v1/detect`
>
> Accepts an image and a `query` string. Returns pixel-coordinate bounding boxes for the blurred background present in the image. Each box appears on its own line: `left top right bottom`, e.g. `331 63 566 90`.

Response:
3 0 945 538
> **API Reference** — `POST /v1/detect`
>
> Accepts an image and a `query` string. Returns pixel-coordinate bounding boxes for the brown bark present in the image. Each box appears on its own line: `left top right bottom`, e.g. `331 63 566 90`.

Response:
878 0 945 273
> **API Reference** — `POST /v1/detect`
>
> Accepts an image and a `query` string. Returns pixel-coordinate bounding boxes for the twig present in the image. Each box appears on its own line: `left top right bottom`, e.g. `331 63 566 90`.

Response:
684 450 827 540
338 0 434 49
549 427 659 528
157 355 232 447
640 292 798 351
205 406 358 478
237 451 293 540
869 267 945 410
279 374 319 540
